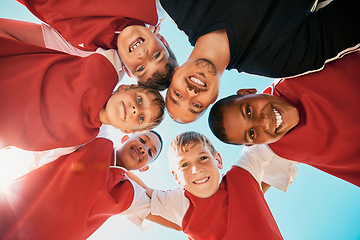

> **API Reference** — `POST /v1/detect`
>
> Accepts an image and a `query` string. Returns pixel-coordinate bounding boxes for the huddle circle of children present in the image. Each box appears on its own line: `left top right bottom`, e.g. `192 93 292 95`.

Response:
0 0 359 239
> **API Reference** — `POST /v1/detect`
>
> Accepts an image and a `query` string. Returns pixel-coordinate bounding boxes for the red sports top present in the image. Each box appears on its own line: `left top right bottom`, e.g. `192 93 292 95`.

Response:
265 52 360 187
17 0 158 50
0 138 134 240
0 37 118 151
183 166 283 240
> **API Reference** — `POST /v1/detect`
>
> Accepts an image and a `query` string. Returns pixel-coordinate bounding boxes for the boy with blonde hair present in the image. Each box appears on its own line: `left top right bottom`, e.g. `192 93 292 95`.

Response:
0 36 165 151
139 132 297 239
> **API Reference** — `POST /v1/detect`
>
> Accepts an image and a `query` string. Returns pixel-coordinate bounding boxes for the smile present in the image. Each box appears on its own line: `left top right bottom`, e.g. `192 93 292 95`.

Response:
122 101 127 120
193 177 209 184
129 38 144 52
131 147 140 161
272 106 283 130
189 76 206 87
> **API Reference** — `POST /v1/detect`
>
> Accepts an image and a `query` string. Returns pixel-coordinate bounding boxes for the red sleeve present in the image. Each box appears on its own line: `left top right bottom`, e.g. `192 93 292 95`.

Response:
0 138 134 240
17 0 158 50
0 37 118 151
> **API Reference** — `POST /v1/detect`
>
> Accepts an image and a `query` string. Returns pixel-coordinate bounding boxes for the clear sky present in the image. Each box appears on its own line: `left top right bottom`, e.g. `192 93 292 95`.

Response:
1 1 360 240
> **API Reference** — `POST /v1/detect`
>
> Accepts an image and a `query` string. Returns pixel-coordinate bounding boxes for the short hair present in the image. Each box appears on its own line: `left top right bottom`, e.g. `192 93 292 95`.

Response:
149 130 163 162
138 44 178 91
128 85 165 132
168 132 217 167
208 95 243 144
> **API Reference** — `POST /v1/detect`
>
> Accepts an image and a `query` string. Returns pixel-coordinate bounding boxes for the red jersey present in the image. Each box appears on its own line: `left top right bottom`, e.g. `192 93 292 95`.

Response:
0 138 134 240
18 0 158 50
0 37 118 151
183 166 283 240
265 52 360 186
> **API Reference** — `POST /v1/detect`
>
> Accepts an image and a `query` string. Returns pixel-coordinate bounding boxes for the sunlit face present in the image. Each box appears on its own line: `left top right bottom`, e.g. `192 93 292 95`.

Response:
166 58 220 123
116 132 162 170
170 144 223 198
117 25 170 84
103 86 161 132
222 93 299 145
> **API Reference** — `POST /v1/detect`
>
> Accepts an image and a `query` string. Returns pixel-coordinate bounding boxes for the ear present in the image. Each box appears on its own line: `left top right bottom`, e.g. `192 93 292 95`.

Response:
117 84 131 92
215 152 224 170
121 135 129 144
171 170 181 185
236 88 257 95
155 33 170 47
139 165 149 172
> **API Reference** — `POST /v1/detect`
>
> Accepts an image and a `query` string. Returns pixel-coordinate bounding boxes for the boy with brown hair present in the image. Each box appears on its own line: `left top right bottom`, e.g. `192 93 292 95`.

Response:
0 36 165 151
209 51 360 187
0 131 181 239
136 131 296 239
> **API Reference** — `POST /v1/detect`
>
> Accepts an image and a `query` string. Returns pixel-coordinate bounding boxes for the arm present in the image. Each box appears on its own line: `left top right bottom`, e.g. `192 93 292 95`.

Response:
145 213 182 231
0 18 45 46
126 171 154 198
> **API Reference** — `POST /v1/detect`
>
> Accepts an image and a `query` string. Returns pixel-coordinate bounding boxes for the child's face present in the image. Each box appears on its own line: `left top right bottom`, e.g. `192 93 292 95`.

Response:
171 144 223 198
116 131 161 170
104 85 161 132
222 91 299 145
166 58 220 123
117 25 170 85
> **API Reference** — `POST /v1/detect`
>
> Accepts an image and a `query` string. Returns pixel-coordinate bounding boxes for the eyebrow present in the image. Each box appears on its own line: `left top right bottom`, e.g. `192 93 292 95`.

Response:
239 103 248 143
189 108 202 114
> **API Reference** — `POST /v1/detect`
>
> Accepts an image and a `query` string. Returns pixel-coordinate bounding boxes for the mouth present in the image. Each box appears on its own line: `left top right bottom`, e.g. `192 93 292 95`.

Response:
130 146 140 162
271 106 283 131
121 101 127 120
193 177 210 184
189 75 206 87
129 38 144 52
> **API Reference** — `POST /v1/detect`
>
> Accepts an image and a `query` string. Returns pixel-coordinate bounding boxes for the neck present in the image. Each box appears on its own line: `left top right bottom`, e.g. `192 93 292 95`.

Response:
189 29 230 78
98 108 109 125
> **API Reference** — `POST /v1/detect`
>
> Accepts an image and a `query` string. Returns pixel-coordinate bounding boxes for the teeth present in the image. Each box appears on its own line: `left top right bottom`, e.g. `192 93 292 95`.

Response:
189 76 205 86
194 177 209 184
272 107 283 129
130 38 144 52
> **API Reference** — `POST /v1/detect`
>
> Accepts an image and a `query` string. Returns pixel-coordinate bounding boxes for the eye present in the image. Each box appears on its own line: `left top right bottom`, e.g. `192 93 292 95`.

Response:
137 96 143 106
181 162 189 168
148 149 153 158
175 91 182 98
154 52 161 59
139 137 145 144
249 128 255 140
199 156 208 161
136 65 145 72
140 114 144 123
192 102 202 108
246 105 251 117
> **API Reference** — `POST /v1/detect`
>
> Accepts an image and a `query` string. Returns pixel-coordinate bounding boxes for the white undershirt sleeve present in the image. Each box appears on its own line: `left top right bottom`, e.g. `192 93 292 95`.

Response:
235 144 298 192
151 188 189 227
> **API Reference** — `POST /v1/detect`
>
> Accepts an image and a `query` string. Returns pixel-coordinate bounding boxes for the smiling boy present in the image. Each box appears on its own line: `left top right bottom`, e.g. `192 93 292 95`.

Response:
159 0 360 123
0 36 165 151
209 51 360 187
140 132 297 239
0 17 178 91
0 131 168 239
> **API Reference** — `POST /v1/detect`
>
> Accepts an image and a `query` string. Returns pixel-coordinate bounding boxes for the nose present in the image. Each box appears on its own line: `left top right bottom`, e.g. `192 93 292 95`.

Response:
137 48 148 58
192 164 203 174
139 145 146 155
187 87 198 96
132 105 138 116
258 114 270 130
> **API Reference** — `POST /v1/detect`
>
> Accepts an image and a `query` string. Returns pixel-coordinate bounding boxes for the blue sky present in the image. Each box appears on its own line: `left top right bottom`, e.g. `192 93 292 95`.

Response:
1 1 360 239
